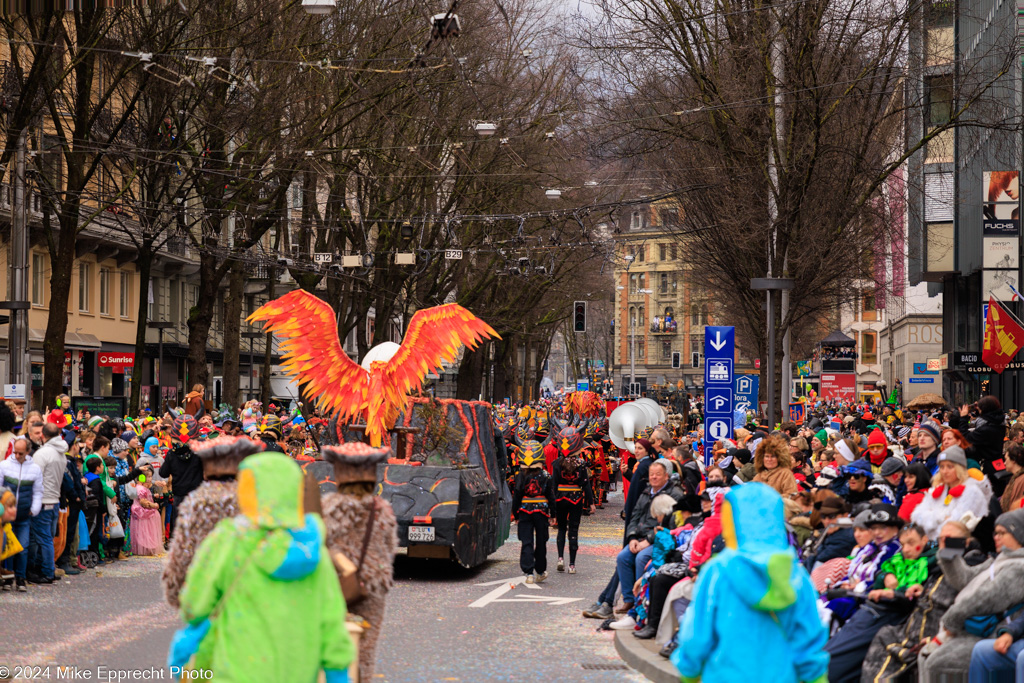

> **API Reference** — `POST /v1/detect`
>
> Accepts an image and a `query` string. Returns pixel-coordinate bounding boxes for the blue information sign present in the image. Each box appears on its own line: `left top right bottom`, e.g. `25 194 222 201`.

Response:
704 326 735 465
733 374 759 412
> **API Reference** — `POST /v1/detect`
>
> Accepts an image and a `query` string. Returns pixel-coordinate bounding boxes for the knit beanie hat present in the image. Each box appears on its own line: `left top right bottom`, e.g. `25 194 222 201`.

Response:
635 438 655 457
734 448 752 465
918 420 942 446
87 416 104 429
110 438 129 455
814 429 828 448
867 428 889 465
879 457 906 478
996 508 1024 547
937 445 967 469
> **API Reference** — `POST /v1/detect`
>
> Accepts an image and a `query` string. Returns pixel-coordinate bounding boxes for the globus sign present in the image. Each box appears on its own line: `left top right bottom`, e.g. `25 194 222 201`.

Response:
98 352 135 373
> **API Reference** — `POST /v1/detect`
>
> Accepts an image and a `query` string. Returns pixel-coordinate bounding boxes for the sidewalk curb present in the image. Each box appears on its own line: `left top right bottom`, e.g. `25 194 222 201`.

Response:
614 630 681 683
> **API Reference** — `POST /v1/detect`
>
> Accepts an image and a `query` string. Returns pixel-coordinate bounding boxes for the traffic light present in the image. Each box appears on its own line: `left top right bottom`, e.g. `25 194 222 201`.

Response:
672 352 681 368
691 352 700 368
573 301 587 332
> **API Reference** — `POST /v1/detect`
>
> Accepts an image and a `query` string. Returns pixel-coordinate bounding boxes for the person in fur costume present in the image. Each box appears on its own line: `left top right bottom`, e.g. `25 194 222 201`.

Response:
918 509 1024 681
910 446 991 540
321 443 398 682
162 436 263 608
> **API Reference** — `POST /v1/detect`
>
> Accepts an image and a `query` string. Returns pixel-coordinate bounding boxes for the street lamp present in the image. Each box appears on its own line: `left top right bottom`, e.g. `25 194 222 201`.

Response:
148 321 174 414
302 0 336 13
241 331 263 401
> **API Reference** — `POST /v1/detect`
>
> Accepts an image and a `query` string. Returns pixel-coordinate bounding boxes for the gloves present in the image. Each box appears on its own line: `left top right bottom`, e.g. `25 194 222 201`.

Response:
323 670 349 683
167 618 211 673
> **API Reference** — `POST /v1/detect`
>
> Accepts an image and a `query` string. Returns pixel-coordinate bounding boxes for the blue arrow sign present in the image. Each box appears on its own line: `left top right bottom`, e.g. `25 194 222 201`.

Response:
704 326 735 465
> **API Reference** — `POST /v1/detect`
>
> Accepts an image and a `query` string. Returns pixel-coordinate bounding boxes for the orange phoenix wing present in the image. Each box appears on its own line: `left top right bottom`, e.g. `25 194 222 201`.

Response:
382 303 501 414
246 290 369 423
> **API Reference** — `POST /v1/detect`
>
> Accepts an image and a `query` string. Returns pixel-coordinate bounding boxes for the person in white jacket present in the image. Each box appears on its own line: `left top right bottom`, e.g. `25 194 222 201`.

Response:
911 445 991 540
0 436 42 591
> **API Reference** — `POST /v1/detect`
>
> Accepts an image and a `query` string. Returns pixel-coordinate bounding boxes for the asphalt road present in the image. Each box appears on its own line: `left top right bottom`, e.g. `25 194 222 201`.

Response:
2 492 642 683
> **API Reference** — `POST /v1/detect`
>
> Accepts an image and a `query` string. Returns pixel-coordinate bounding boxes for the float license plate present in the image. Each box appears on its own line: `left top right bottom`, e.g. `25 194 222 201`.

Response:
408 526 435 542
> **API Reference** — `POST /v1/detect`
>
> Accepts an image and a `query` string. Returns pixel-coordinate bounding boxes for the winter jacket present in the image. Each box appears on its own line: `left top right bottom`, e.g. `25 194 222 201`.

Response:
32 435 69 506
738 462 757 483
950 409 1006 476
672 483 829 683
804 526 857 570
941 547 1024 636
159 443 205 503
689 493 724 570
0 455 42 520
627 482 686 544
996 610 1024 642
624 455 653 523
872 543 938 594
171 453 354 683
753 466 798 496
911 476 991 540
1001 470 1024 512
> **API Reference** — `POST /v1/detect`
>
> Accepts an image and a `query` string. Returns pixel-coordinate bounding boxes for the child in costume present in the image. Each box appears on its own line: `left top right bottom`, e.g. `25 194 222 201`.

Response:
169 452 354 682
671 482 829 683
130 475 164 556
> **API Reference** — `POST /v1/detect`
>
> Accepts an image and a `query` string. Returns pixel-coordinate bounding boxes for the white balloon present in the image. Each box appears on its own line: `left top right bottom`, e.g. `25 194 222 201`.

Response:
360 342 402 371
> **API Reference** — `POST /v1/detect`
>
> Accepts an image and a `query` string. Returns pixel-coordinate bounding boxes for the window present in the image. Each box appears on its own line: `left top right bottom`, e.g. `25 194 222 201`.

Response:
662 341 672 361
637 338 645 359
629 306 637 326
99 268 110 315
660 209 678 227
665 307 674 318
631 211 642 230
700 304 710 325
31 253 45 305
660 244 667 261
671 245 677 260
638 245 645 262
862 292 877 322
660 273 668 293
119 271 131 318
691 304 700 325
638 306 645 326
630 274 638 294
671 275 678 292
926 76 953 128
638 274 645 291
78 262 91 312
860 332 878 365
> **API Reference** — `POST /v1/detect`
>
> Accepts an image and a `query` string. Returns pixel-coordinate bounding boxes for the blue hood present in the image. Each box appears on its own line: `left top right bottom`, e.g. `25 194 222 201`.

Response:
719 482 799 611
256 513 324 582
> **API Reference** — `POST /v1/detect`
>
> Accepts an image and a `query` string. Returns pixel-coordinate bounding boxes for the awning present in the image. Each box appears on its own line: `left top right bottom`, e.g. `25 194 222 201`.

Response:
29 329 102 349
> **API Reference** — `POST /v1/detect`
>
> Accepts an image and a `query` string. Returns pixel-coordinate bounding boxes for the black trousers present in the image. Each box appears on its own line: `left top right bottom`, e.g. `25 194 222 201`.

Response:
517 513 549 575
826 603 909 683
555 502 583 565
647 571 680 628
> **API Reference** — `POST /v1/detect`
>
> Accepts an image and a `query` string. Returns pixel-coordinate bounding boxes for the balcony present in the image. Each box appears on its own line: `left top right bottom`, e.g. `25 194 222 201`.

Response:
649 320 678 335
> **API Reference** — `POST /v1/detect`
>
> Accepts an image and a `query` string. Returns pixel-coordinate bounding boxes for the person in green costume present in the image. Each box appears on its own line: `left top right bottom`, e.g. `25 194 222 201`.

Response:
168 451 355 682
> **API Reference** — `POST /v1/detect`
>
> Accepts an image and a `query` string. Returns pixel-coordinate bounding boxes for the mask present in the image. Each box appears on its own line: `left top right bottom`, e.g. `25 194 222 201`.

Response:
707 478 725 487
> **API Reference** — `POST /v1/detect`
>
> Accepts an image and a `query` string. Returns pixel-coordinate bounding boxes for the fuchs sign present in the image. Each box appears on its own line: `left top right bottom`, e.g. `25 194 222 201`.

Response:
98 352 135 372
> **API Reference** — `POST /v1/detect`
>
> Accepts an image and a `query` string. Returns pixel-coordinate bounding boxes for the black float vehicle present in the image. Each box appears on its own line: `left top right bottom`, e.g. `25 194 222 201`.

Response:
314 397 511 568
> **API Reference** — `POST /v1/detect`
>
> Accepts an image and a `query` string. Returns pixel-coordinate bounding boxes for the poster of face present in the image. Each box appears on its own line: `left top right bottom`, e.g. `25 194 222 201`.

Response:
983 237 1020 269
983 268 1019 301
984 171 1020 203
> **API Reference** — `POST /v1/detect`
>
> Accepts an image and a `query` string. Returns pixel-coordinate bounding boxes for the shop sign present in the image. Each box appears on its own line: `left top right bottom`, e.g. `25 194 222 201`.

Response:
98 352 135 373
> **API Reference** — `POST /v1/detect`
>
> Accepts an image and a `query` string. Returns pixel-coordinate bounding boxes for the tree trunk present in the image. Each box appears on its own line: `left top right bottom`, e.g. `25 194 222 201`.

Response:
492 339 511 402
260 263 276 406
221 259 245 410
41 212 78 410
186 252 218 391
128 247 154 415
455 345 485 400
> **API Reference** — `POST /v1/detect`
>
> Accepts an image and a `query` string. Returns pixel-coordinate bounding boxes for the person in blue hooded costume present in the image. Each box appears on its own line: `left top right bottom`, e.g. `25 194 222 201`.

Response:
671 482 829 683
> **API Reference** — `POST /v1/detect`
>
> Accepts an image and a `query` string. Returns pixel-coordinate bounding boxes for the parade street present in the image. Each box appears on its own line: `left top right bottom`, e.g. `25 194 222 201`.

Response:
2 495 642 683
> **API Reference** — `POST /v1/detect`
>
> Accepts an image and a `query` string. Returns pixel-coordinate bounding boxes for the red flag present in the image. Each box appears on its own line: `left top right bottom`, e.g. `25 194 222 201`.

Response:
983 297 1024 373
